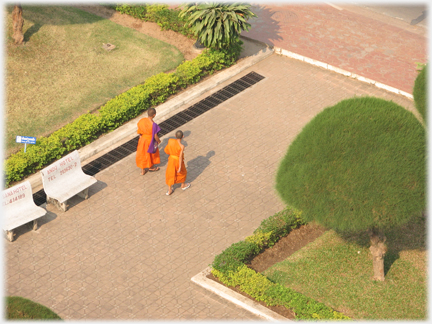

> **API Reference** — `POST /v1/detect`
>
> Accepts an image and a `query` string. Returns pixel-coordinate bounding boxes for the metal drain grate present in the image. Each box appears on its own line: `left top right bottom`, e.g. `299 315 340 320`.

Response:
32 71 265 206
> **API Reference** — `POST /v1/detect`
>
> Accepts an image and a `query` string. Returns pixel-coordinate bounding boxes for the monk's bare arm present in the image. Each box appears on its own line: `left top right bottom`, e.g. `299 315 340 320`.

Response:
178 144 185 172
155 133 161 144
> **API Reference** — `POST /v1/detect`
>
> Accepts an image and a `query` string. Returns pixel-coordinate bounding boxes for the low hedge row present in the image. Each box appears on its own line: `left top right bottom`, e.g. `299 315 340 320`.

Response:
211 207 350 320
4 39 243 187
112 3 195 38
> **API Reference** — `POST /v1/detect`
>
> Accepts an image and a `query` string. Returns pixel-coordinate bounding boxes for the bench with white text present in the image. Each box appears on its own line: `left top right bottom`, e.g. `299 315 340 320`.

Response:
40 150 97 212
2 181 47 242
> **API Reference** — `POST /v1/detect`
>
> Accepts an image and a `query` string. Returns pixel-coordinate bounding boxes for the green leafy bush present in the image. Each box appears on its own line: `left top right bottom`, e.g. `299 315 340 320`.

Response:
413 65 427 123
245 231 272 249
212 241 260 273
4 41 242 187
179 3 256 49
114 4 194 37
213 206 304 274
114 4 149 20
254 207 305 247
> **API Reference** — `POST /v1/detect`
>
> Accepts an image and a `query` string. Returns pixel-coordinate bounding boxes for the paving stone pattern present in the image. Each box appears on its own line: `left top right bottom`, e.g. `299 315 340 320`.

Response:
5 54 416 319
242 3 427 94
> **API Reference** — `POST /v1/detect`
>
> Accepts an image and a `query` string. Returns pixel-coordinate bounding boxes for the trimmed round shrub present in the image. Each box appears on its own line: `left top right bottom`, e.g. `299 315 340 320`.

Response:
6 296 61 319
212 240 260 273
276 97 425 232
413 65 427 123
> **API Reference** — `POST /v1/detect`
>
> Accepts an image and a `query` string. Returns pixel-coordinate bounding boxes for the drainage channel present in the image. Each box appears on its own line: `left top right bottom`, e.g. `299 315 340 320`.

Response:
32 71 265 206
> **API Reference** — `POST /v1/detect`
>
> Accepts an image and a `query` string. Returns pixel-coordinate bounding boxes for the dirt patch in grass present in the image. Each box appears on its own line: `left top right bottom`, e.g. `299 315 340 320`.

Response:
73 5 199 61
207 223 328 319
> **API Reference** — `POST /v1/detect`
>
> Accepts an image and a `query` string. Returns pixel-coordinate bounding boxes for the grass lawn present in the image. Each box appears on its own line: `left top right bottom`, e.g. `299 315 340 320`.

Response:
264 217 426 320
6 296 62 319
5 5 184 156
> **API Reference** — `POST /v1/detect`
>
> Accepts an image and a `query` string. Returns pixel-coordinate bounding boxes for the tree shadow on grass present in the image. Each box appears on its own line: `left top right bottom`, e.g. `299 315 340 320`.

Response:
335 213 426 276
6 4 108 43
23 22 42 42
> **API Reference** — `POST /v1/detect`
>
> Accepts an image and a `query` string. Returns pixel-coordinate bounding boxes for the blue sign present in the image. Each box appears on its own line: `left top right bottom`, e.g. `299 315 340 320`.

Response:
16 136 36 145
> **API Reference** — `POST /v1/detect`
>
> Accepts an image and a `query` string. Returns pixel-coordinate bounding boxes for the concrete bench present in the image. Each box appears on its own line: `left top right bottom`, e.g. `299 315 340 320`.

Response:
40 150 97 212
2 181 47 242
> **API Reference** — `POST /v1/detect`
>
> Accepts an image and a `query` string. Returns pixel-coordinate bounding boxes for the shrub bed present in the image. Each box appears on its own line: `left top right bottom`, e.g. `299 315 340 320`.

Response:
4 38 242 187
112 3 195 37
211 207 350 320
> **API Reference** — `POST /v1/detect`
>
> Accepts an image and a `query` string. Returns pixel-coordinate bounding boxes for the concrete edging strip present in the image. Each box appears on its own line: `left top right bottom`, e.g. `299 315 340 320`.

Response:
274 47 414 100
80 46 274 162
191 267 289 321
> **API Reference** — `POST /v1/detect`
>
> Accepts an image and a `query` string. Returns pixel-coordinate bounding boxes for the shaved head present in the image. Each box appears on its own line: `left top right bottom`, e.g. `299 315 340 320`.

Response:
147 108 156 117
175 130 184 139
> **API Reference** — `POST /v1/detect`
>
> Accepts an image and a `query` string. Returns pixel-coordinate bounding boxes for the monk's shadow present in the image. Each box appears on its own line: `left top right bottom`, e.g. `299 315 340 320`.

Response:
184 150 215 184
158 130 191 168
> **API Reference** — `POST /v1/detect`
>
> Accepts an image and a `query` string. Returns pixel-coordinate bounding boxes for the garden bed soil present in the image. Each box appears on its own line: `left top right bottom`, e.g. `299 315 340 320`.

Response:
207 223 328 320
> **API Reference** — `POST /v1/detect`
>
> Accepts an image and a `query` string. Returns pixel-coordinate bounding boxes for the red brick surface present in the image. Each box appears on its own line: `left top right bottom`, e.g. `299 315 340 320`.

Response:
242 3 427 94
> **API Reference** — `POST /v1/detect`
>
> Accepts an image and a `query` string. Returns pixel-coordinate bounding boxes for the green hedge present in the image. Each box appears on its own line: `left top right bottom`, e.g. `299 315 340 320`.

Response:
113 3 195 38
275 97 425 233
4 40 242 187
211 207 350 320
6 296 62 319
413 65 427 124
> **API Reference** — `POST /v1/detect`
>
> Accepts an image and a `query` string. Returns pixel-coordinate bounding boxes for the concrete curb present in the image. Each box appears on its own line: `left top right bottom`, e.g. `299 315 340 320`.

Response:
191 267 289 321
24 45 274 193
274 47 414 100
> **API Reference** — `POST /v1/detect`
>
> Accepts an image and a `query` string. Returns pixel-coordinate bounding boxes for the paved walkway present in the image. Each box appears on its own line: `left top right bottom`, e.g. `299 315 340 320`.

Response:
6 51 416 319
242 3 427 94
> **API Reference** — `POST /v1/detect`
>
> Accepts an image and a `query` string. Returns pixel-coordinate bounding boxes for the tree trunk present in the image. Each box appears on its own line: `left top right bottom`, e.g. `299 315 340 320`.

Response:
368 228 387 281
12 4 24 45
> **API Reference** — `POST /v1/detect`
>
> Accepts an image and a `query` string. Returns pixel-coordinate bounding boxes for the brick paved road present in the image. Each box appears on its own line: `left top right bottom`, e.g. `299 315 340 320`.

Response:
242 3 427 94
5 54 416 319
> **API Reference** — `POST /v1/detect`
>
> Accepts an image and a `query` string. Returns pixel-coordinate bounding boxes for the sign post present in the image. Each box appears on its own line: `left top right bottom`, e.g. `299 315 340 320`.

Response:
16 136 37 152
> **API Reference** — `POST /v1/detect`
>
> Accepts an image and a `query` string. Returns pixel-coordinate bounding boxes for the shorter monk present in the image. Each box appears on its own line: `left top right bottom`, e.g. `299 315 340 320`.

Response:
164 130 191 195
136 108 161 175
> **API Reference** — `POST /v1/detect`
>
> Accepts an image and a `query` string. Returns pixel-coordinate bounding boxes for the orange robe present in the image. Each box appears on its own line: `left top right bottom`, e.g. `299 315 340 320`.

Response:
164 138 187 186
136 118 160 169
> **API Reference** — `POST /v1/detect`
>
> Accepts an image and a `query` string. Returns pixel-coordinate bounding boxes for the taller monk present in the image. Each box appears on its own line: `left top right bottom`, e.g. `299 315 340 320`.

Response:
136 108 161 175
164 130 191 195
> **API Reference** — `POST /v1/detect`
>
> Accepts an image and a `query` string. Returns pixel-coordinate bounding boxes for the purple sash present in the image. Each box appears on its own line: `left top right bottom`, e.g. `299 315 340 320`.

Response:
147 122 161 154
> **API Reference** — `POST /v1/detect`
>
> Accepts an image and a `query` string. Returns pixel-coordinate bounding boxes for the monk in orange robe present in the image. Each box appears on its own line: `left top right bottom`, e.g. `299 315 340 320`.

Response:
164 130 191 195
136 108 161 175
